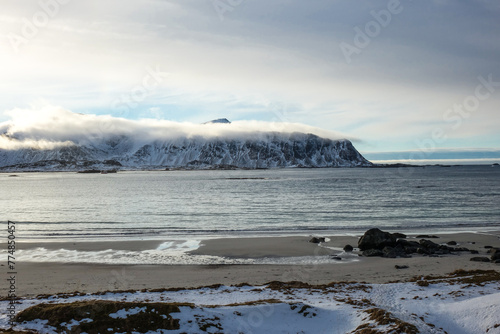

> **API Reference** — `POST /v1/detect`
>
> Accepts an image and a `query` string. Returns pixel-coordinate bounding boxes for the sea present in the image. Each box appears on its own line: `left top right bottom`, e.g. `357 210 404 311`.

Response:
3 165 500 264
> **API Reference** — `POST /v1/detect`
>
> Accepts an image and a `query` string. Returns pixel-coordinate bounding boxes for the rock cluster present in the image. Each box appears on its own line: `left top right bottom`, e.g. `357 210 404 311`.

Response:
471 248 500 263
358 228 471 258
309 237 326 244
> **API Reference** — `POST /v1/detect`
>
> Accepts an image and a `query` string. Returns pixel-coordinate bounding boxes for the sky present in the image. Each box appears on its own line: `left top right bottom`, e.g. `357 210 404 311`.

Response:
1 0 499 164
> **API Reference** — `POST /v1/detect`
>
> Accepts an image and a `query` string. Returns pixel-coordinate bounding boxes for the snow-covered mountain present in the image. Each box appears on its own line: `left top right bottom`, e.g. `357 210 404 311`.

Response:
0 111 371 171
0 133 370 171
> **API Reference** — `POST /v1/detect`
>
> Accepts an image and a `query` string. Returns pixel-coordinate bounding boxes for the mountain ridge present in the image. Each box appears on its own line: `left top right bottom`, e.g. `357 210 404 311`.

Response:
0 131 371 171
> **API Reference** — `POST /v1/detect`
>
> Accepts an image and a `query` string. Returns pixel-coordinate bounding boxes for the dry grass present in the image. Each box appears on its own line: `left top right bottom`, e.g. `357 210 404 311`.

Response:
336 297 375 308
409 270 500 286
210 298 283 307
364 308 419 334
15 301 194 334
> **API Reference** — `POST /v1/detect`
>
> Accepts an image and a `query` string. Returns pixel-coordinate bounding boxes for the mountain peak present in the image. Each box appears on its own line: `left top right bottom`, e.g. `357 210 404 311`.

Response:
204 118 231 124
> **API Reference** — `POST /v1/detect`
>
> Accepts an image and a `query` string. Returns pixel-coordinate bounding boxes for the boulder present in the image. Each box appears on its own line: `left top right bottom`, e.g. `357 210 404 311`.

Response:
309 237 325 244
416 235 439 239
451 247 469 252
470 257 490 262
417 247 431 255
435 246 451 255
395 265 409 270
362 249 384 257
393 233 407 239
447 241 457 246
343 244 354 252
419 239 440 250
358 228 397 251
382 246 398 258
396 239 420 254
387 245 410 258
470 250 479 254
490 249 500 261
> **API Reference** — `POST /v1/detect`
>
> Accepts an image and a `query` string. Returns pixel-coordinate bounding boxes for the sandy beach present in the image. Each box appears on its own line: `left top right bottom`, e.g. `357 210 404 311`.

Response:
8 231 500 297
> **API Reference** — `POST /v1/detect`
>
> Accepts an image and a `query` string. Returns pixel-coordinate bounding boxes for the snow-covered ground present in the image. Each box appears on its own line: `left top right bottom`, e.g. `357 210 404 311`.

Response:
2 271 499 333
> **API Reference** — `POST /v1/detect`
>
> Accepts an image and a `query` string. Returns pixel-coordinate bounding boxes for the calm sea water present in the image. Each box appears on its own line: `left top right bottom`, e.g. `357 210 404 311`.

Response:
3 166 500 242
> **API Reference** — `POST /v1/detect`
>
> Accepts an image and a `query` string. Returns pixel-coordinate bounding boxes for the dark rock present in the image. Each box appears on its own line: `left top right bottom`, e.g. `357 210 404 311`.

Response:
393 233 407 239
487 248 499 254
343 244 354 252
417 247 430 255
439 245 452 251
396 239 420 254
309 237 325 244
470 250 479 254
358 228 397 251
362 249 384 257
485 246 493 249
451 247 469 252
494 259 500 264
404 246 420 254
395 265 409 269
416 235 439 239
331 256 342 261
419 239 440 250
447 241 457 246
470 257 490 262
382 247 398 258
435 247 451 255
396 239 420 247
490 249 500 261
381 246 410 258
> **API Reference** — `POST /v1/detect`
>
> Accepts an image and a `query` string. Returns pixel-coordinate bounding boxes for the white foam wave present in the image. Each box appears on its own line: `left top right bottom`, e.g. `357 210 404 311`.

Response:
12 247 358 265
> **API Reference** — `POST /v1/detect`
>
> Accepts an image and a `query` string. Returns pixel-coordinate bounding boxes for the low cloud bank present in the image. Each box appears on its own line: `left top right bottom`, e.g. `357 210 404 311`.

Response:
0 106 347 150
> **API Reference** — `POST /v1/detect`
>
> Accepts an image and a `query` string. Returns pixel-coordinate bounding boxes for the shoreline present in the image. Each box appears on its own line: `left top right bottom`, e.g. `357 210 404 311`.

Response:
1 163 498 173
7 231 500 297
12 225 500 244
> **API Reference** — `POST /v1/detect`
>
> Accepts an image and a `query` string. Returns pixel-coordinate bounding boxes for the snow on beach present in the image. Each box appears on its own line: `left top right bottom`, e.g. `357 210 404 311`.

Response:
2 270 499 334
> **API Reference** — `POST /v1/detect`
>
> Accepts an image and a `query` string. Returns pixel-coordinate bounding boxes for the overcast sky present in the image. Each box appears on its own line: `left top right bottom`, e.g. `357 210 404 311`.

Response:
1 0 499 163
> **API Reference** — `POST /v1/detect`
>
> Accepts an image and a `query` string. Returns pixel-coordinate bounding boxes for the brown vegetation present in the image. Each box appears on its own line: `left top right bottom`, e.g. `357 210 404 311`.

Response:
15 301 193 334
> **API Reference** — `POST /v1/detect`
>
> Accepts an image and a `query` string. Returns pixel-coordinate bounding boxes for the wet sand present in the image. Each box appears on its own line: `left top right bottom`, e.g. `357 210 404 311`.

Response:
6 231 500 297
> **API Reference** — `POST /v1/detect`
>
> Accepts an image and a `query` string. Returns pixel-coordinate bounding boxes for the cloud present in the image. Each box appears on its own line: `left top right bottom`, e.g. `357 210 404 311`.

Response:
0 106 349 150
0 0 499 154
0 137 74 150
